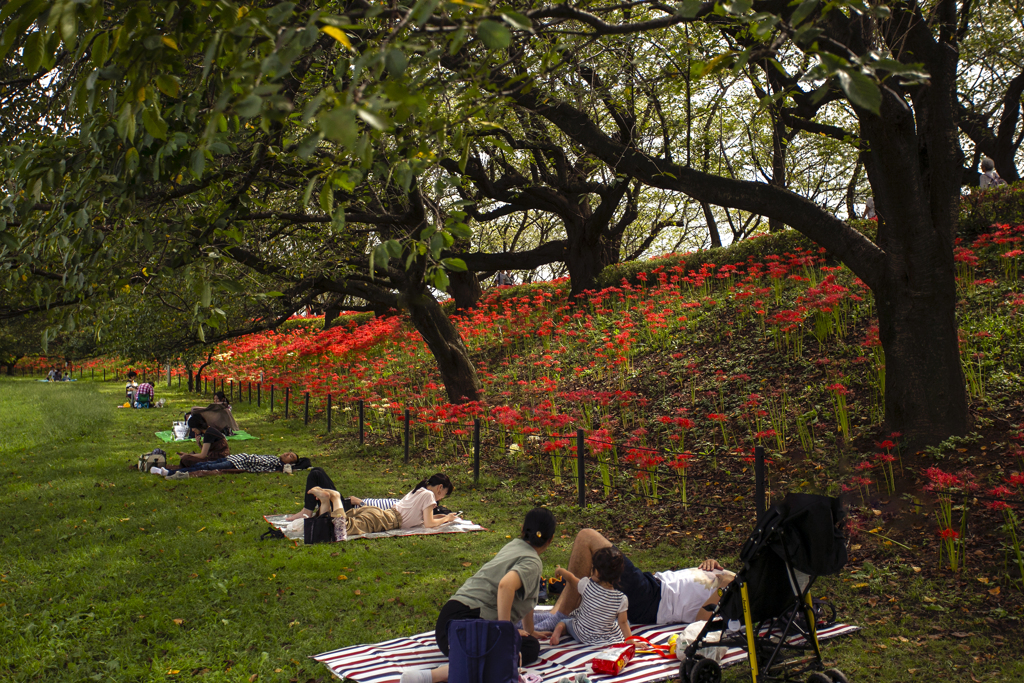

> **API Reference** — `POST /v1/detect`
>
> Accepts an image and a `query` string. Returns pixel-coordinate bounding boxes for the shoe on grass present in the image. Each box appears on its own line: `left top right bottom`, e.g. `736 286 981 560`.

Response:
166 471 190 480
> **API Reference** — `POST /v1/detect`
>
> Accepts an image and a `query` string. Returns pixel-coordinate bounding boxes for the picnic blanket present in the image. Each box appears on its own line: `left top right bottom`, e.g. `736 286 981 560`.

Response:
263 514 487 541
155 429 258 442
313 617 860 683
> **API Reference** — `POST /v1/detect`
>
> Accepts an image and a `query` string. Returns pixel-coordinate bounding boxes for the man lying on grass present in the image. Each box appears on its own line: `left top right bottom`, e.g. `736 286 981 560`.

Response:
150 452 298 479
532 528 735 630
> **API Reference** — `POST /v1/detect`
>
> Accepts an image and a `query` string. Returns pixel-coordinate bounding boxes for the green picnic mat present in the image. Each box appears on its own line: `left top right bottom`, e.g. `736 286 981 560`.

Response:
155 429 258 442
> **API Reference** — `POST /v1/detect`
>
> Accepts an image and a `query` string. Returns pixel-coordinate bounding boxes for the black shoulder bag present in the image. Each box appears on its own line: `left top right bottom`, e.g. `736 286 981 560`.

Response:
304 502 336 544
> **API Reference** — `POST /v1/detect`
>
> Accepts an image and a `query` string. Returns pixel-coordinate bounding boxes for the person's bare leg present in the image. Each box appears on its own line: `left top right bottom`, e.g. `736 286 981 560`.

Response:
431 665 448 682
552 528 612 615
284 508 314 521
549 621 566 645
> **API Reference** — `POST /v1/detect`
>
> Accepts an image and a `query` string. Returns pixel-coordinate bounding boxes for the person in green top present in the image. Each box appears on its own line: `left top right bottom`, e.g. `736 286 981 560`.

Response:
399 507 557 683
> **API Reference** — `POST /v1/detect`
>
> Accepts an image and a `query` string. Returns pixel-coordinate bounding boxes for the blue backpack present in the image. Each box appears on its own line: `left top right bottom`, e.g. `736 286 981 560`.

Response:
447 619 521 683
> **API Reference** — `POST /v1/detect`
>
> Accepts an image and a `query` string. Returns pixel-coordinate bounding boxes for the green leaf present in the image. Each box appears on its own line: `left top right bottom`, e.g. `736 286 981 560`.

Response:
190 148 206 178
91 31 109 67
385 239 403 258
155 74 180 98
197 324 206 342
201 282 211 308
302 175 317 207
142 108 168 140
356 108 387 130
448 222 472 239
409 0 441 27
372 242 390 272
722 0 752 14
236 94 263 118
58 2 77 50
677 0 704 17
790 0 818 26
477 20 511 50
24 31 44 73
319 180 333 214
432 268 449 291
836 69 881 115
441 257 467 272
385 48 408 77
116 102 136 142
500 11 532 30
0 232 19 251
319 107 357 147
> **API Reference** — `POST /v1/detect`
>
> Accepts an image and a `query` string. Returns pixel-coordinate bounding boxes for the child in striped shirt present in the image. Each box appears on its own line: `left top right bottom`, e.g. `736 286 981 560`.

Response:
549 547 631 646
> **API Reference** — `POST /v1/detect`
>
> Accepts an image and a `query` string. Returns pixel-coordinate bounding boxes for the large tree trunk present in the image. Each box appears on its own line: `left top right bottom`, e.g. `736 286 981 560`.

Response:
404 289 482 403
447 269 483 310
564 216 616 297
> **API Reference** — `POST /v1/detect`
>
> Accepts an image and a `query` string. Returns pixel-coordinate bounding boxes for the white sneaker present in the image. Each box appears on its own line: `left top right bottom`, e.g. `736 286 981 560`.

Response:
150 467 166 476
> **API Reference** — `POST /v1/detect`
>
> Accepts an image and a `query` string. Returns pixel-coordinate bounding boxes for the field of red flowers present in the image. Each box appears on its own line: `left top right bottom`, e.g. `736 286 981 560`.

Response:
39 211 1024 598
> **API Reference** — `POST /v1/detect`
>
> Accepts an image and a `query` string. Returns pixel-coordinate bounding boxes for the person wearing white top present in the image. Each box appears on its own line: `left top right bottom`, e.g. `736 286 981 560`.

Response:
979 157 1006 189
536 528 735 629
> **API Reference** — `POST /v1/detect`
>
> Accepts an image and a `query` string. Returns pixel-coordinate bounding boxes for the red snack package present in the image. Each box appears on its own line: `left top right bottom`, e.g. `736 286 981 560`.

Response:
589 643 636 675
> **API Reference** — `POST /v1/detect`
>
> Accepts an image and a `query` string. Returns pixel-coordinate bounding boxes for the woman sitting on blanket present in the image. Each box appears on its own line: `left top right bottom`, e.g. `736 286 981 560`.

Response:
303 472 459 539
284 467 453 522
400 507 556 683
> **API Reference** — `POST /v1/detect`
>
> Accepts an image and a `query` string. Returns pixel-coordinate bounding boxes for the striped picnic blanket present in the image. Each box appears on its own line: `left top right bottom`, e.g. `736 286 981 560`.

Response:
312 618 859 682
263 514 487 541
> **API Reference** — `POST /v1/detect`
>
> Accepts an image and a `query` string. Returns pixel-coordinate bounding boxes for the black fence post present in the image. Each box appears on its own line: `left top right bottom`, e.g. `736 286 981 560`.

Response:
204 377 207 394
257 383 261 407
327 394 332 433
404 409 411 464
229 380 233 401
304 393 310 426
270 385 275 412
248 381 252 403
577 429 586 508
285 387 290 418
473 419 481 485
358 400 364 445
754 445 766 519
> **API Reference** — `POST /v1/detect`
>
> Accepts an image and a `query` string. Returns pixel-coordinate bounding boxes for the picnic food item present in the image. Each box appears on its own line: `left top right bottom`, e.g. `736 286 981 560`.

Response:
589 642 635 675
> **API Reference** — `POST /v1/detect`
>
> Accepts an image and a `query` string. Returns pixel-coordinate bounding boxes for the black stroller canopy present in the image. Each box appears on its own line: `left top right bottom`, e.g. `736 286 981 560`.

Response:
770 493 847 577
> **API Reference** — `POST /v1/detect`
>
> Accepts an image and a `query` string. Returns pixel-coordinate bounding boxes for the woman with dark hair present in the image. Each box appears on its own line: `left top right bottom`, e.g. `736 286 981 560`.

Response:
400 508 557 683
176 413 231 467
284 470 454 521
304 473 458 538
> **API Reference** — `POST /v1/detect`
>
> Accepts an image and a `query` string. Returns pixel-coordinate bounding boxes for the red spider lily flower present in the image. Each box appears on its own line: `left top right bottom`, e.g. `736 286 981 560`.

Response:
1007 473 1024 487
707 413 728 422
875 440 895 451
923 467 962 488
874 452 897 464
938 528 960 541
754 429 777 441
986 500 1012 511
826 383 848 395
855 460 875 472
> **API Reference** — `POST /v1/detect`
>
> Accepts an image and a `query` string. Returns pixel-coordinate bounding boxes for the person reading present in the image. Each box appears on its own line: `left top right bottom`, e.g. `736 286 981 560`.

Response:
548 546 631 646
305 474 458 539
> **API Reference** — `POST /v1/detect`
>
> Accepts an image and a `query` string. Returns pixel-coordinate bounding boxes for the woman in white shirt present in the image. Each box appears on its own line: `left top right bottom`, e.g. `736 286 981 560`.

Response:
308 473 458 539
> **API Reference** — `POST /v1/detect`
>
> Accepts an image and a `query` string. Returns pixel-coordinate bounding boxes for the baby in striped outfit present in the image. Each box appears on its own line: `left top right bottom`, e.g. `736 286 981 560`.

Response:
549 547 632 646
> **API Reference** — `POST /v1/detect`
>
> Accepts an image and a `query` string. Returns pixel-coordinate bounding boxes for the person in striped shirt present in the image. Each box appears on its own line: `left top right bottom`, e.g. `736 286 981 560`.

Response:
549 546 631 646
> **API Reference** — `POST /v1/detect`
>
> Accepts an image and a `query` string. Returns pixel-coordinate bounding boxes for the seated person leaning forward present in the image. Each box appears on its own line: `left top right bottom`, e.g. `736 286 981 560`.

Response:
151 452 298 479
284 467 449 521
399 507 557 683
304 474 458 537
176 414 231 467
533 528 734 631
186 391 241 436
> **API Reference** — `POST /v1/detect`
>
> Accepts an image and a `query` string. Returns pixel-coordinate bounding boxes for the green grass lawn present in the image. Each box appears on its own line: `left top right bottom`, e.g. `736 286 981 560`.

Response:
1 377 1021 682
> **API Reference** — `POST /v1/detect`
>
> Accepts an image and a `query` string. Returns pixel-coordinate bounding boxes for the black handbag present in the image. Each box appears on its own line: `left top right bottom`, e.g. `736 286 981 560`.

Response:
303 503 336 544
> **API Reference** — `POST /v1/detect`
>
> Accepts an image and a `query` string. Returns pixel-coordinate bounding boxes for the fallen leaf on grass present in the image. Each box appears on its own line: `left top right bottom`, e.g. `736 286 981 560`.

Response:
338 575 347 580
852 583 869 588
197 527 206 532
167 670 180 675
912 566 921 573
867 597 879 607
249 675 258 682
461 562 472 567
988 587 1001 596
908 669 917 674
952 632 973 638
977 577 989 584
172 618 183 625
354 589 361 595
922 596 937 603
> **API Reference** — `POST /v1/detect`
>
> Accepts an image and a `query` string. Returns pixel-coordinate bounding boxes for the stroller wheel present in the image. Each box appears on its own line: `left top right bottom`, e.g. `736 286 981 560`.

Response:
823 669 849 683
687 658 721 683
806 674 832 683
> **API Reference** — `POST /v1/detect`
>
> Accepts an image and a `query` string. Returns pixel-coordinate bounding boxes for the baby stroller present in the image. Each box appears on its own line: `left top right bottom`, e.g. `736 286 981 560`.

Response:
680 493 849 683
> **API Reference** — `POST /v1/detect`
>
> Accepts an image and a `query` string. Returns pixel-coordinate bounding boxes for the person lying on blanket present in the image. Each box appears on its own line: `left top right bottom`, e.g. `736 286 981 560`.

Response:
303 473 458 539
283 468 454 522
150 452 298 479
532 528 735 631
400 507 557 683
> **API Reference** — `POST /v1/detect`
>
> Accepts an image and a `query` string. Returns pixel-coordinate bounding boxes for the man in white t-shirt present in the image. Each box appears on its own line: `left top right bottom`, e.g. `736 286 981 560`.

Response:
538 528 735 628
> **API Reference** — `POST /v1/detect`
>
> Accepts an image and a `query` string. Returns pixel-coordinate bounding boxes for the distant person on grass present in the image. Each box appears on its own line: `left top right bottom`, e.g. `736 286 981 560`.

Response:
176 414 230 467
303 473 459 539
532 528 735 630
399 507 556 683
150 452 298 479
